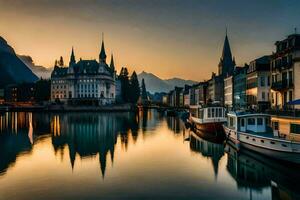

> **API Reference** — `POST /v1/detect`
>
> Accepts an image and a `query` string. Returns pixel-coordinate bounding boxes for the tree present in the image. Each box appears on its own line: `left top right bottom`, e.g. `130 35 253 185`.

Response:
129 71 140 103
141 78 148 101
119 67 130 102
34 78 51 102
58 56 64 67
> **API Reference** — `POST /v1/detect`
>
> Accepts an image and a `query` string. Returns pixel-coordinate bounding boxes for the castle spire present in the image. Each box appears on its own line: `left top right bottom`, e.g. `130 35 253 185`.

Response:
99 33 107 63
218 28 235 77
110 54 115 71
69 46 76 67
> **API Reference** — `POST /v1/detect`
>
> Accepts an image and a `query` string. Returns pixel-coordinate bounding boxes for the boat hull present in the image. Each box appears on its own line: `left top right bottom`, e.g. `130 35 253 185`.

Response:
224 126 300 164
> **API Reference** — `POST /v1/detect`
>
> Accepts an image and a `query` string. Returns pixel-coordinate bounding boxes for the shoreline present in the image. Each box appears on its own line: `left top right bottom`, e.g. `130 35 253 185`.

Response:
0 104 137 112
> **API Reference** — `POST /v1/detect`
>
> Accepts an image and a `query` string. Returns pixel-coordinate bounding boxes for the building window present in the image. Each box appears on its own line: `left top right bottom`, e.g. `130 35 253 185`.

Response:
262 92 265 100
289 91 293 102
260 76 265 87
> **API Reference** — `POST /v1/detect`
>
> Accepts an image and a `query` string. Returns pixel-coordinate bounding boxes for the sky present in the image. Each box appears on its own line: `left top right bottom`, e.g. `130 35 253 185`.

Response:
0 0 300 81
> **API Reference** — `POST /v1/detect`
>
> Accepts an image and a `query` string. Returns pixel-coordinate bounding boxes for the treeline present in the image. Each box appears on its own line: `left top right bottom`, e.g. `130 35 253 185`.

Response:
118 67 141 104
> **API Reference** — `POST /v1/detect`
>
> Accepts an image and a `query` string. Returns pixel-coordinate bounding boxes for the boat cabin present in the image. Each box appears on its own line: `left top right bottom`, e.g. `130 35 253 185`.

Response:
227 112 271 133
190 105 226 121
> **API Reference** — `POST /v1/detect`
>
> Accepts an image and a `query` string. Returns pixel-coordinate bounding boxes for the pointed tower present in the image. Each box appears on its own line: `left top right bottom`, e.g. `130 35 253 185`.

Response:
99 33 107 64
69 47 76 67
110 54 115 71
218 29 235 77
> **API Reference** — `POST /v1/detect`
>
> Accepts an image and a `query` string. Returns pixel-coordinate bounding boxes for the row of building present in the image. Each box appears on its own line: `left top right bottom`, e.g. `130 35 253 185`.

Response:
163 31 300 111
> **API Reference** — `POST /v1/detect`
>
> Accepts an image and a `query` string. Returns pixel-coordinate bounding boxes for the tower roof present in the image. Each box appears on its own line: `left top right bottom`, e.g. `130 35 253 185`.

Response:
99 34 107 61
69 46 76 66
221 33 233 61
110 54 115 70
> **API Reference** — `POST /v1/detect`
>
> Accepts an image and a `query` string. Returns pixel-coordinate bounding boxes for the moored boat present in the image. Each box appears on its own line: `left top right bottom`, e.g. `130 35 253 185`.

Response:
189 104 226 135
223 111 300 164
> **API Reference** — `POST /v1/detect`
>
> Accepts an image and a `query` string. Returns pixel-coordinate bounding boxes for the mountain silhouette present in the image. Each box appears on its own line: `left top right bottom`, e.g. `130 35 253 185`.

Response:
137 71 197 93
0 36 38 87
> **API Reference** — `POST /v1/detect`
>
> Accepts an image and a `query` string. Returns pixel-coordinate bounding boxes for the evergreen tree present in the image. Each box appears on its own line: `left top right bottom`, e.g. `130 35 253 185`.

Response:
58 56 64 66
129 71 140 103
34 79 51 102
119 67 130 102
141 78 148 101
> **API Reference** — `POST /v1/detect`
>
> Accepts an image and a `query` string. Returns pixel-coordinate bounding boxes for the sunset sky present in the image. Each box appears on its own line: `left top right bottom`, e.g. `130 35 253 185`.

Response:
1 0 300 80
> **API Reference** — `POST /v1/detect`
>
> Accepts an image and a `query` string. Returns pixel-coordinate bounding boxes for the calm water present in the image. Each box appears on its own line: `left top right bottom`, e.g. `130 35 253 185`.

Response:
0 110 299 200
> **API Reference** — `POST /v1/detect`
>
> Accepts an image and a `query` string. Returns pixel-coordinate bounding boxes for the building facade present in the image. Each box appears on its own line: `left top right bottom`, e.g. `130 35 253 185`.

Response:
233 66 248 109
51 39 116 106
271 33 300 109
224 75 233 109
246 56 271 110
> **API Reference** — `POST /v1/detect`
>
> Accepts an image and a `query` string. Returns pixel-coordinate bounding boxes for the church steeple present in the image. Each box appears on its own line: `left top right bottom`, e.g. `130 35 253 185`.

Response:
99 33 107 63
69 47 76 67
218 29 235 77
110 54 115 71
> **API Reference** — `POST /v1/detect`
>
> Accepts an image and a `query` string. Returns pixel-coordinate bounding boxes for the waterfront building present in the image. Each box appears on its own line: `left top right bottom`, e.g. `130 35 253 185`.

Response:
50 38 116 105
270 33 300 109
194 82 208 105
183 85 191 107
4 83 35 103
167 87 183 107
233 66 248 109
246 55 271 111
207 73 224 104
224 75 233 109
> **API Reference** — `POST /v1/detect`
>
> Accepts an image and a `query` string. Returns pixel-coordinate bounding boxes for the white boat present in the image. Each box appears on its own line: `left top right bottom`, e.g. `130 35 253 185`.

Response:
223 111 300 164
189 105 226 135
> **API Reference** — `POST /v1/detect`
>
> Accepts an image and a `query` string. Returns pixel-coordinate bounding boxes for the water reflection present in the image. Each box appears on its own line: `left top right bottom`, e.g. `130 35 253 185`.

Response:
0 110 300 199
225 143 300 200
189 132 224 177
51 112 139 177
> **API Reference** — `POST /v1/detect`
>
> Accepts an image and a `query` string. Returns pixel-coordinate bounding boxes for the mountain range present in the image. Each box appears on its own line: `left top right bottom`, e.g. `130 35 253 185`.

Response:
0 36 38 87
137 71 197 93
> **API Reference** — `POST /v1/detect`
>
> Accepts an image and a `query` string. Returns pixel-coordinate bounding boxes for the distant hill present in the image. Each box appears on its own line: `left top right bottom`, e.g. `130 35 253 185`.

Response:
0 36 38 87
18 55 52 79
137 71 197 93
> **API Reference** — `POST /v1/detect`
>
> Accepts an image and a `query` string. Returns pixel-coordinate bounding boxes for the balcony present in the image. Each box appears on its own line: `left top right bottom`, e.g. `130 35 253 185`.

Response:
271 79 294 91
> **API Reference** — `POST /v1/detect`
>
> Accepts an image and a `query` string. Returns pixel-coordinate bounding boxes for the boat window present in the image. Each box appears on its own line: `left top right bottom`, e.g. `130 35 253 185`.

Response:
241 118 245 127
252 138 256 142
290 124 300 134
282 144 287 147
212 108 215 118
248 118 255 125
246 136 249 139
261 140 264 143
257 118 263 125
265 118 270 126
219 108 223 117
270 141 275 144
208 108 211 118
216 108 219 117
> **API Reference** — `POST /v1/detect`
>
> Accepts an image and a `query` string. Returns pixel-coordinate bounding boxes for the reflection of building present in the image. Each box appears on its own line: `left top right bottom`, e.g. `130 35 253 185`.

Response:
166 116 184 134
225 143 300 199
0 112 34 175
189 132 224 177
51 112 139 177
51 38 116 105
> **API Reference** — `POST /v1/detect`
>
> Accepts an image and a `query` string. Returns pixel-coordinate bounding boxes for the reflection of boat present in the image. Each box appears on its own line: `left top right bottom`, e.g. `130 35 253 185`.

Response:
225 142 300 199
190 131 224 177
224 111 300 164
189 105 226 135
